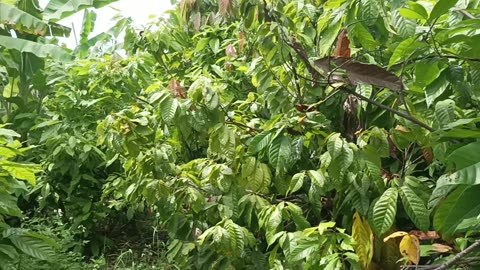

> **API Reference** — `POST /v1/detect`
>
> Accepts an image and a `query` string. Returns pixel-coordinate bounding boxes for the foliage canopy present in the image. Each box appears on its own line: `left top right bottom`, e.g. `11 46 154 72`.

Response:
1 0 480 269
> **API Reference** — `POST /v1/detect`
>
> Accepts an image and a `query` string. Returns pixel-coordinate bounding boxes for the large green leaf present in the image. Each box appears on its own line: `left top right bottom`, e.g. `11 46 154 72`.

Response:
371 187 398 235
429 161 480 209
79 9 96 44
268 136 292 175
433 185 480 235
399 186 430 231
0 3 70 37
446 142 480 170
0 36 71 61
8 234 55 261
43 0 119 22
429 0 459 21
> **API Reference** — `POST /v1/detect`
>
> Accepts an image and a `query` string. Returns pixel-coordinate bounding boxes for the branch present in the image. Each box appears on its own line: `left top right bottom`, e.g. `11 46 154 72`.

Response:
340 87 433 131
433 240 480 270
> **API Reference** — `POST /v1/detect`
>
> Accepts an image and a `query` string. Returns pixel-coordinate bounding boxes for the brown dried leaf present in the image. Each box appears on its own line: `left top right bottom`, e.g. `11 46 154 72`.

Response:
239 32 245 53
218 0 234 17
192 12 201 32
168 79 186 99
422 148 433 164
314 57 403 90
225 62 232 72
225 44 237 58
432 243 453 253
409 230 440 240
341 62 403 90
334 28 351 58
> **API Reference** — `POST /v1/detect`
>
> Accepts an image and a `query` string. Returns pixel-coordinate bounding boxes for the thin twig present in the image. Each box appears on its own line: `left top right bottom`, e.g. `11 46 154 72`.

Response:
340 87 433 131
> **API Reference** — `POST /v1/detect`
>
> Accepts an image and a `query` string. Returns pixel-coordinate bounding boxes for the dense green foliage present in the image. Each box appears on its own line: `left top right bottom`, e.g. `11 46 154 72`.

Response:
1 0 480 269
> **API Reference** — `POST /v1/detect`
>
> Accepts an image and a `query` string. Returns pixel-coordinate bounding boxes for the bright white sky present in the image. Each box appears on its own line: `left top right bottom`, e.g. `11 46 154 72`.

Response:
38 0 173 48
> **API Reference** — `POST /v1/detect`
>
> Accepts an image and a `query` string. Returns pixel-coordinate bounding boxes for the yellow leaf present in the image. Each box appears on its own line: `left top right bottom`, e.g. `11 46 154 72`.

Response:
352 211 374 269
383 231 408 242
399 234 420 265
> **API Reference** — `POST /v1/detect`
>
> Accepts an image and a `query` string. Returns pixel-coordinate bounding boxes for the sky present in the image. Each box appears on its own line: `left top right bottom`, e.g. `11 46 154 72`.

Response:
38 0 173 48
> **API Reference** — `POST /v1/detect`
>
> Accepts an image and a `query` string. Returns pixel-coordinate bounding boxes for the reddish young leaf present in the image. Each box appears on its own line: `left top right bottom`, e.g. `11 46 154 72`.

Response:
333 28 351 58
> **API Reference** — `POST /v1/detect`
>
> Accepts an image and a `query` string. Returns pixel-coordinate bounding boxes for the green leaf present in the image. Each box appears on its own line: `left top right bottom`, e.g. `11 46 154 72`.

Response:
446 142 480 170
159 95 178 123
429 0 459 22
433 185 480 235
0 3 68 36
0 128 20 138
327 133 343 160
308 170 325 188
288 171 306 195
388 37 420 68
9 234 55 261
399 2 428 20
80 9 96 44
0 192 23 217
414 60 441 88
318 22 341 57
358 0 379 24
351 23 378 51
425 72 449 107
0 36 71 61
248 131 272 154
43 0 119 22
0 244 18 260
1 162 37 185
435 99 456 129
399 186 430 231
268 136 292 175
371 187 398 235
429 162 480 209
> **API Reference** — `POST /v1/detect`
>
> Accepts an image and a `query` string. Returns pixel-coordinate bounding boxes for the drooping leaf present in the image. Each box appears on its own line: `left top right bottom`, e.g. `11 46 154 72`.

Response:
372 187 398 235
268 136 292 175
433 185 480 236
248 131 273 154
429 161 480 209
446 142 480 170
434 99 456 128
399 234 420 265
425 72 449 107
388 37 420 68
9 234 55 261
399 186 430 231
80 9 96 44
43 0 119 22
0 36 71 61
383 231 408 242
333 28 350 58
352 211 373 269
0 3 69 36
